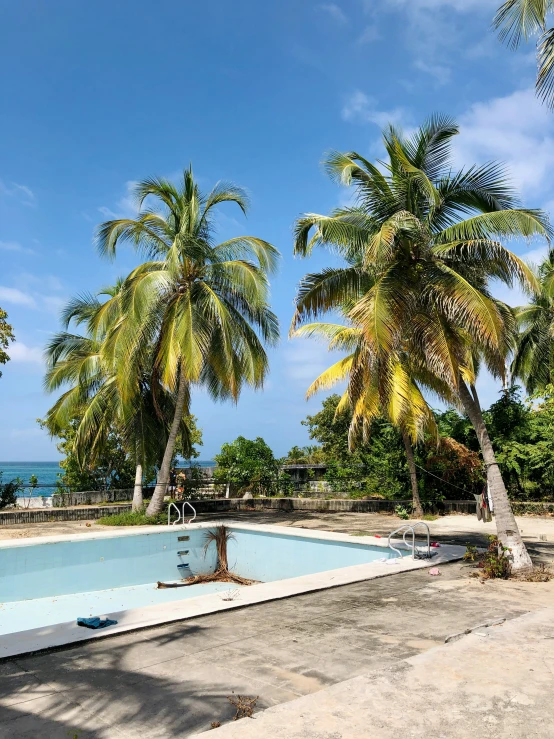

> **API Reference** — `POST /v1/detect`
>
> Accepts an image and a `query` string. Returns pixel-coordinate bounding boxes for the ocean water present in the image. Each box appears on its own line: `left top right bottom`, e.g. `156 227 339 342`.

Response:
0 460 216 497
0 461 61 495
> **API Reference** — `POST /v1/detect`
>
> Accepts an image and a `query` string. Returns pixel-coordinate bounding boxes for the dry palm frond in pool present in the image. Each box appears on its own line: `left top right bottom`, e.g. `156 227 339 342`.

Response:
157 526 256 589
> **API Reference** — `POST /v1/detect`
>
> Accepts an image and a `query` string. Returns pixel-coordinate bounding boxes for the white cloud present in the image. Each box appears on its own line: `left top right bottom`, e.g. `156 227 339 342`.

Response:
342 91 408 128
356 25 380 45
0 287 36 307
340 86 554 208
414 59 451 85
0 179 36 206
0 275 65 314
15 272 63 293
8 342 43 365
453 88 554 198
98 181 138 220
12 183 35 204
0 240 36 255
520 244 550 269
319 3 349 25
97 205 119 219
284 339 344 387
42 296 66 315
369 0 497 86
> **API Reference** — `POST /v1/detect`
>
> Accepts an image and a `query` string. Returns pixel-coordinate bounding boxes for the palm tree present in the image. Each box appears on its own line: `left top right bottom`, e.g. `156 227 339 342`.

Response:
494 1 554 107
284 446 307 463
96 167 280 515
293 116 551 572
512 249 554 392
44 284 189 511
292 321 440 517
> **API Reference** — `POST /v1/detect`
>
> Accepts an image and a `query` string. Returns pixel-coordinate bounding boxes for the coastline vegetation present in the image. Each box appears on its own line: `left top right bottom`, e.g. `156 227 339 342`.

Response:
33 119 554 573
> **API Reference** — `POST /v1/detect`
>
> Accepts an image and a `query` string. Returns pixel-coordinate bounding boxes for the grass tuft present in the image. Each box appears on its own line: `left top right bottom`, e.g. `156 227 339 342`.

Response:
98 509 167 526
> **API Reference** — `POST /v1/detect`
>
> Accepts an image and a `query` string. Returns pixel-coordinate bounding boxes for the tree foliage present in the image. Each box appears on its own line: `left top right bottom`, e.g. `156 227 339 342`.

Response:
38 415 136 492
494 1 554 108
95 167 280 515
282 445 326 464
0 307 15 377
512 249 554 393
302 394 410 499
435 386 554 501
292 117 548 446
174 414 203 462
291 116 545 569
213 436 286 495
302 394 487 502
0 472 20 509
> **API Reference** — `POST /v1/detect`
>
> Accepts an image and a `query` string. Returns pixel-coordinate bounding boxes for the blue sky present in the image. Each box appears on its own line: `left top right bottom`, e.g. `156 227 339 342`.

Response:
1 0 553 461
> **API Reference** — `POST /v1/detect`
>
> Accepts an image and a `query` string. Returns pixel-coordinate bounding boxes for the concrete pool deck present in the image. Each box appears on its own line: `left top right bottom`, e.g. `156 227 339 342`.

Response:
1 513 554 737
196 605 554 739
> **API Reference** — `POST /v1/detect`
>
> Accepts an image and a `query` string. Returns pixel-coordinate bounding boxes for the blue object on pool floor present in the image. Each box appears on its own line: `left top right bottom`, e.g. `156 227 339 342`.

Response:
77 617 118 630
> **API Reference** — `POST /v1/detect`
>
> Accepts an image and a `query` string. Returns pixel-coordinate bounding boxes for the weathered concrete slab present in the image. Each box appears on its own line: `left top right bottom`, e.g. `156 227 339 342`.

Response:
1 561 552 737
1 513 554 736
197 607 554 739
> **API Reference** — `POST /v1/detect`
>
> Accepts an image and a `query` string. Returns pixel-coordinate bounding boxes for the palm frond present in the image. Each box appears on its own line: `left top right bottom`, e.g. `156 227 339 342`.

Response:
537 26 554 106
494 0 548 49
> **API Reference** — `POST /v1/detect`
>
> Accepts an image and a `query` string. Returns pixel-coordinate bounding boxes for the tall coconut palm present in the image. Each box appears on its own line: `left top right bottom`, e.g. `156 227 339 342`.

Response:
494 1 554 107
44 284 190 511
292 320 442 517
293 116 551 572
96 167 280 515
512 249 554 392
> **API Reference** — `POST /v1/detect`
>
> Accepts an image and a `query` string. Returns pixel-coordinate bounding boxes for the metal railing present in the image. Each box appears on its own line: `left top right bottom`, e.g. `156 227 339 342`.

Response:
167 500 197 526
387 522 431 561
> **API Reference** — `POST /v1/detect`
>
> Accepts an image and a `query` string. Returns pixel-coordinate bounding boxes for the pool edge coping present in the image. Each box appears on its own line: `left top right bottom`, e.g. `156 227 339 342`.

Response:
0 520 466 660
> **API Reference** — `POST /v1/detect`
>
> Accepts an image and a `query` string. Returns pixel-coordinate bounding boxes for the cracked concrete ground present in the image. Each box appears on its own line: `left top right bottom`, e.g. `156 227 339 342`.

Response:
198 606 554 739
1 512 554 737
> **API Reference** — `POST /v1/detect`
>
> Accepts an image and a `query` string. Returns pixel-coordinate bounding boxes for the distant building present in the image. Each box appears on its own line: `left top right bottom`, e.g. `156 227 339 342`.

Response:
280 463 327 483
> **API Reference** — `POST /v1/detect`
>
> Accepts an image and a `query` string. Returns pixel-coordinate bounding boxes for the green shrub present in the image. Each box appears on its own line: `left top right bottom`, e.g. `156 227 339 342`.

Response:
98 508 167 526
0 474 21 509
394 504 410 520
480 536 511 579
463 543 479 562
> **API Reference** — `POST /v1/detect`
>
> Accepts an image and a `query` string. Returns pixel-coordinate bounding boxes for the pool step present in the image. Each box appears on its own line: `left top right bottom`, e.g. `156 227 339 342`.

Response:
177 550 189 556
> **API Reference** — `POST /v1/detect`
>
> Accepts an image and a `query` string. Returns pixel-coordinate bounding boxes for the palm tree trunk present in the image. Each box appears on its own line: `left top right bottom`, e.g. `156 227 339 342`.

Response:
146 367 188 517
132 462 143 511
401 429 423 518
458 379 533 574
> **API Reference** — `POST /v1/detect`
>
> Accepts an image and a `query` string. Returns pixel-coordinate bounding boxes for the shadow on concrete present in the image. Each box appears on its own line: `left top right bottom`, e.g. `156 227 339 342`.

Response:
1 623 258 737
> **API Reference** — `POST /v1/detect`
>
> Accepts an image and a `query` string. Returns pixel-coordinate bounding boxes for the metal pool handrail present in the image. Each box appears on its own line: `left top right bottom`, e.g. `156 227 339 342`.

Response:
167 501 197 526
387 521 431 560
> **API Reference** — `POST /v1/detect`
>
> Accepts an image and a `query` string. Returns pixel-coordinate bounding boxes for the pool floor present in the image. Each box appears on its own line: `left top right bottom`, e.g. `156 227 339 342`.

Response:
0 581 236 636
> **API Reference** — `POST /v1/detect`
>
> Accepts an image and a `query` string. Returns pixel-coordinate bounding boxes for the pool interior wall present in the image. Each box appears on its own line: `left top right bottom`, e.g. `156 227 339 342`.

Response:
1 526 403 605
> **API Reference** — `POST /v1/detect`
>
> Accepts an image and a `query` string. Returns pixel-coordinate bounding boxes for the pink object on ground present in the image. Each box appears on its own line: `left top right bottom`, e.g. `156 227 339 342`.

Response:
374 534 382 538
429 567 441 576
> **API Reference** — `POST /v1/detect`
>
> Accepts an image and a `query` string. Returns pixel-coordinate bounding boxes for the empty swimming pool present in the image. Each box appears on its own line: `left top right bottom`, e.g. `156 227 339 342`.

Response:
0 522 464 657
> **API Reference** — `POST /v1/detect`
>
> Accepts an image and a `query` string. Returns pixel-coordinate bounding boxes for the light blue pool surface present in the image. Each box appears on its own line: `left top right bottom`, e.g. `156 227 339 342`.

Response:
0 526 403 635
